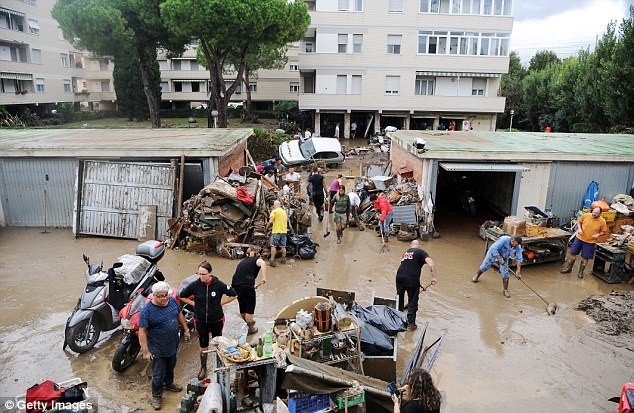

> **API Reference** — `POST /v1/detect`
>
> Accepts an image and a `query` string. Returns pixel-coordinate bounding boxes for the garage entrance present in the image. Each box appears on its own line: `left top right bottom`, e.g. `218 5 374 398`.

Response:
319 113 345 138
432 162 523 232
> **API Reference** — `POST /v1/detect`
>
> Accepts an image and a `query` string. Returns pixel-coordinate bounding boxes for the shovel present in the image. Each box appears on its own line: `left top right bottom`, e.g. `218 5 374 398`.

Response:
379 224 389 253
509 268 558 315
404 282 433 309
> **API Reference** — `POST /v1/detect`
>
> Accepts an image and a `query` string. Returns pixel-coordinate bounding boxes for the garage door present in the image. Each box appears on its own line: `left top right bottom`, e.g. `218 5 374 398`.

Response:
76 161 175 239
439 162 526 172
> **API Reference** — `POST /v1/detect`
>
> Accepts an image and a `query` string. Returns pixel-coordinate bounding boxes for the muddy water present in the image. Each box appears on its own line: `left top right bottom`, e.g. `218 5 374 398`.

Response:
1 191 633 411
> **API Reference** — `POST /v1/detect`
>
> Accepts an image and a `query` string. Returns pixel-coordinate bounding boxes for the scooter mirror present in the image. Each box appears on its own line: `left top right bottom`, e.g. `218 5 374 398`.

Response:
113 262 123 269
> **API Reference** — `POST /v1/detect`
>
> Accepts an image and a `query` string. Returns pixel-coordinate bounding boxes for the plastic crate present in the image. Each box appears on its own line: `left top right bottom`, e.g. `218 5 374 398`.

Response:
336 389 365 409
288 392 331 413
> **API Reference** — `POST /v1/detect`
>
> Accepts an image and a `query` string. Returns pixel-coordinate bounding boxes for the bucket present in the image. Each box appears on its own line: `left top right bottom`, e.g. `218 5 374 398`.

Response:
314 302 332 333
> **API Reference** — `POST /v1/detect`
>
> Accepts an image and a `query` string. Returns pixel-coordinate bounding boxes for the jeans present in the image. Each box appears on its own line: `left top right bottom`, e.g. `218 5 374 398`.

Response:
380 213 393 237
151 355 177 397
397 284 420 325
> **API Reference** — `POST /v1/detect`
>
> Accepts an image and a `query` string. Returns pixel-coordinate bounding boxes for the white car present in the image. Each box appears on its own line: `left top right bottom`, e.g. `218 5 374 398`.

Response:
278 137 344 167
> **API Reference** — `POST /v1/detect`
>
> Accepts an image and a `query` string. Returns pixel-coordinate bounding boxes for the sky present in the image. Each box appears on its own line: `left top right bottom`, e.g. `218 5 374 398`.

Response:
511 0 631 63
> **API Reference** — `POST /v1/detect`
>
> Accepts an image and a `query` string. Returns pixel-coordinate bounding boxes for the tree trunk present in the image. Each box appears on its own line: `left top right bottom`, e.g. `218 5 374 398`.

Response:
243 71 252 115
137 47 160 128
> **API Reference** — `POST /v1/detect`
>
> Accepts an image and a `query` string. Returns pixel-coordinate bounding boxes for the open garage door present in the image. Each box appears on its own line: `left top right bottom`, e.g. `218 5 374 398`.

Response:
75 160 176 239
433 162 524 232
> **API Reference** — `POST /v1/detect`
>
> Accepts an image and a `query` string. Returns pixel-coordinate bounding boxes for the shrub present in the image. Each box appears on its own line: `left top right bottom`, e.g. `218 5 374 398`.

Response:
248 128 292 161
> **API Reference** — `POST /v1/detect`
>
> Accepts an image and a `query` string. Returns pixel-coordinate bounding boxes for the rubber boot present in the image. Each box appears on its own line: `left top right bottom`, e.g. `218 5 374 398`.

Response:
336 229 342 244
472 270 483 283
502 278 510 298
197 352 208 380
577 262 587 279
560 257 574 273
247 321 258 335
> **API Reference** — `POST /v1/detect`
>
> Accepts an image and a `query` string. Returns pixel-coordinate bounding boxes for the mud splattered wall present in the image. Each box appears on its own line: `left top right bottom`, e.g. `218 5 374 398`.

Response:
218 138 248 177
390 141 424 183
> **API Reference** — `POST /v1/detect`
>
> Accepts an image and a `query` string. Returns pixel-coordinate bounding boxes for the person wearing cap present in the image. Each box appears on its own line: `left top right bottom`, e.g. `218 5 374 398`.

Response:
561 207 608 278
473 235 523 298
139 281 191 410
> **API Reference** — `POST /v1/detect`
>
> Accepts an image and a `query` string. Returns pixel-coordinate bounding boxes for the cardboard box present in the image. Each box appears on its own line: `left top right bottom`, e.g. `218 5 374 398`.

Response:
503 216 526 237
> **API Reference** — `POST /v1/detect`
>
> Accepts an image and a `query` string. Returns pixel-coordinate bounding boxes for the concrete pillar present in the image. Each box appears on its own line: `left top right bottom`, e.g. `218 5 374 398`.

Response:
314 111 321 136
375 112 381 134
404 116 411 130
344 112 351 139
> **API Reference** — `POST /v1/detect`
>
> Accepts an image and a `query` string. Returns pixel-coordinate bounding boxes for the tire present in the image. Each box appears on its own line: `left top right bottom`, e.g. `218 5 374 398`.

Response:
65 319 101 354
112 335 141 372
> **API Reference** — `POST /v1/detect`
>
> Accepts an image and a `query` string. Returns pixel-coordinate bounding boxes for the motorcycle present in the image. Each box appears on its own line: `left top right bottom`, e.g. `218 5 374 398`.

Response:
63 240 167 354
457 175 477 217
111 276 196 372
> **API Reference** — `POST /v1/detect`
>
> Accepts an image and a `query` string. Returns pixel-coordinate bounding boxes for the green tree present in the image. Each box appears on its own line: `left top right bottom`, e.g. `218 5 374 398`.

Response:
241 45 289 117
528 50 560 72
161 0 310 128
499 51 527 129
113 45 161 121
53 0 187 127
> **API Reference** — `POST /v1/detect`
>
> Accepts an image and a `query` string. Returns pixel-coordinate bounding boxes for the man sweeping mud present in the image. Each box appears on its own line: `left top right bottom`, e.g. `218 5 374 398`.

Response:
473 235 522 298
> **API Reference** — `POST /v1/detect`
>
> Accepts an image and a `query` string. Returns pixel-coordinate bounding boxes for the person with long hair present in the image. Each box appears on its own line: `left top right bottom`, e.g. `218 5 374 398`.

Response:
392 368 441 413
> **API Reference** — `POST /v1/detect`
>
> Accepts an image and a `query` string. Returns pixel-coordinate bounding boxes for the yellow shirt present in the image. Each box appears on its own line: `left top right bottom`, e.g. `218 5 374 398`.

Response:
270 207 287 234
577 213 608 243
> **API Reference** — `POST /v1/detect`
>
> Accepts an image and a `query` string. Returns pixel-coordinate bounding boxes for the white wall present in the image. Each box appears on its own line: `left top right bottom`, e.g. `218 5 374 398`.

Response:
435 77 459 96
458 78 472 96
316 33 338 53
316 74 338 94
516 162 552 214
317 0 339 12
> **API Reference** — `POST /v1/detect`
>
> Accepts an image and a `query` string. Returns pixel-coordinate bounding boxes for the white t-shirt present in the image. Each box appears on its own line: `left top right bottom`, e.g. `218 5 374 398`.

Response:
334 125 340 138
285 172 300 182
347 192 361 207
351 122 357 131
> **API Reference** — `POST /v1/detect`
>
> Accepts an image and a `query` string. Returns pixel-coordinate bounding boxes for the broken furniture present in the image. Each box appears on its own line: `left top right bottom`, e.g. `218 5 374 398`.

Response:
592 243 630 284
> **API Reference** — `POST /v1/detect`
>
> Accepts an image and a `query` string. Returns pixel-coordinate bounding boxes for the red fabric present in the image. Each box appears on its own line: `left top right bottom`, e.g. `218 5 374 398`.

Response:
25 380 64 413
374 195 393 221
619 383 634 413
236 186 255 205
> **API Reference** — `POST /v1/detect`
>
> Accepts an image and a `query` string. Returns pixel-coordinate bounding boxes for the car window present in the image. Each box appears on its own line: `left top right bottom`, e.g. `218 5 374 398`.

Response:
298 139 316 159
313 151 339 160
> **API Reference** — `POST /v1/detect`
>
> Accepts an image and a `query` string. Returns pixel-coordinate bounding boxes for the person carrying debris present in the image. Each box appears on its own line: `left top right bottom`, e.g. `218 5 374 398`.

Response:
347 190 364 230
396 240 437 330
231 247 267 335
332 185 351 244
267 200 288 267
139 281 191 410
473 235 522 298
179 261 237 380
561 207 608 278
374 192 394 242
308 167 325 221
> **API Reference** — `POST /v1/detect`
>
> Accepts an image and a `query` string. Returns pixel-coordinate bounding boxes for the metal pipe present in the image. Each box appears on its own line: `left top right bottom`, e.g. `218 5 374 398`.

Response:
284 365 391 398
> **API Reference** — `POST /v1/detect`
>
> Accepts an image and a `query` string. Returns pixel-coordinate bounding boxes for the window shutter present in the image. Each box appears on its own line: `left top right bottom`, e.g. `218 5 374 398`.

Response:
351 75 362 94
389 0 403 11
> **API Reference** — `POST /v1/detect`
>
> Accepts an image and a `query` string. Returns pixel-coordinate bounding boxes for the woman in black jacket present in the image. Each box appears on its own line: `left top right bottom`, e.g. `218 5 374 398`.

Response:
179 261 237 380
392 368 441 413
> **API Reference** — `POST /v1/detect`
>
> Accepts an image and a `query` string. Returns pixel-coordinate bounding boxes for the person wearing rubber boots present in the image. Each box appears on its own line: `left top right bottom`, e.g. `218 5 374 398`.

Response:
396 240 437 330
231 247 267 335
561 207 608 278
473 235 523 298
332 185 351 244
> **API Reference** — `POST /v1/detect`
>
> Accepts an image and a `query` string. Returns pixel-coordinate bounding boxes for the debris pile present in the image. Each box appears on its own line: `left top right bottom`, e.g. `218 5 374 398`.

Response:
576 291 633 350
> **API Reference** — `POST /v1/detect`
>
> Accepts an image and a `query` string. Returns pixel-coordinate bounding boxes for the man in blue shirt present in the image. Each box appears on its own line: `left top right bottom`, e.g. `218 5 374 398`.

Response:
139 281 191 410
473 235 523 298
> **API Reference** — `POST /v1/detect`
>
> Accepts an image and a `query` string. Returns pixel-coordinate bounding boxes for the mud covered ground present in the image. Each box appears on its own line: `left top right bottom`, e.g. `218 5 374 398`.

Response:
1 155 633 412
576 291 633 350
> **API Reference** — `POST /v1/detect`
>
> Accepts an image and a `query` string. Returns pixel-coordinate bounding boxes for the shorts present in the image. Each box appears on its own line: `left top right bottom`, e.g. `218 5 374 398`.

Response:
196 318 224 348
333 212 347 224
270 233 287 247
235 284 256 314
570 237 596 260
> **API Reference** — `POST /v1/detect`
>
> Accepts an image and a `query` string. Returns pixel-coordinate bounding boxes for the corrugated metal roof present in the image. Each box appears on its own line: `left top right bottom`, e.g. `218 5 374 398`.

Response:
392 130 634 162
0 128 252 158
439 162 527 172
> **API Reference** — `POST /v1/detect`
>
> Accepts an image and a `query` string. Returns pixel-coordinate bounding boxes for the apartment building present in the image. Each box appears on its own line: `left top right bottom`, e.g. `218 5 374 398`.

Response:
299 0 513 137
0 0 116 112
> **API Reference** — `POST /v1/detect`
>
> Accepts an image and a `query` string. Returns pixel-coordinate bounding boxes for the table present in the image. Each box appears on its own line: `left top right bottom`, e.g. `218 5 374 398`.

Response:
484 227 572 266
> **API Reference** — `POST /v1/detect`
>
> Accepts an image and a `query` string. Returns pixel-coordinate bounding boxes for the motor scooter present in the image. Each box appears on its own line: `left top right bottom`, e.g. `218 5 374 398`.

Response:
457 175 477 217
111 276 196 372
63 240 167 354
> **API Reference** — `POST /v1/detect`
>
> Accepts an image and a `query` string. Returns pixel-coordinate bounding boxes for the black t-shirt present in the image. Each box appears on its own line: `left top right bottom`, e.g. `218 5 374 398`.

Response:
231 256 261 288
402 400 439 413
179 276 237 323
308 173 324 194
396 248 430 287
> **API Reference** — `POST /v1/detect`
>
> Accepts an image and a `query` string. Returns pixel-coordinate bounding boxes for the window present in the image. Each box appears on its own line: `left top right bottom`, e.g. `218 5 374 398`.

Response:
192 82 200 92
415 77 434 95
0 8 25 31
31 48 41 64
160 81 169 92
483 0 492 14
338 34 348 53
190 61 198 71
289 64 299 71
172 60 181 71
305 42 314 53
385 76 400 94
28 19 39 34
248 82 257 92
18 47 27 62
101 81 110 92
174 82 182 92
35 78 44 93
337 75 347 94
354 0 363 11
389 0 403 12
418 31 447 54
63 79 71 93
353 34 363 53
289 82 299 92
351 75 362 94
472 78 486 95
99 60 109 71
159 60 168 70
60 53 69 67
387 35 402 54
338 0 348 11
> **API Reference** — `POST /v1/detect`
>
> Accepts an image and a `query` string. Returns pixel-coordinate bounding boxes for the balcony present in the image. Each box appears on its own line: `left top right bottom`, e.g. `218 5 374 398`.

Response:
88 91 117 101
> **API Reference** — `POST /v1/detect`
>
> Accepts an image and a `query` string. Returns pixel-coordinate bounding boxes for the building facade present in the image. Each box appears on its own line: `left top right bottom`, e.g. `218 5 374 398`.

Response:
2 0 513 131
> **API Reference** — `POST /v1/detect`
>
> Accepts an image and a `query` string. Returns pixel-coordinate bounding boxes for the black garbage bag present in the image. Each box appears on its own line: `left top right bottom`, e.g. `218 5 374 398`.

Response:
351 302 407 336
355 320 394 356
288 234 318 260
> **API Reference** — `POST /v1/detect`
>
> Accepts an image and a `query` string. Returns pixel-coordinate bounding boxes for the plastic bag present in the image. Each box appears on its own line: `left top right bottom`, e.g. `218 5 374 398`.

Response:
582 181 599 208
355 319 394 356
351 302 407 336
114 254 151 285
591 197 610 212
